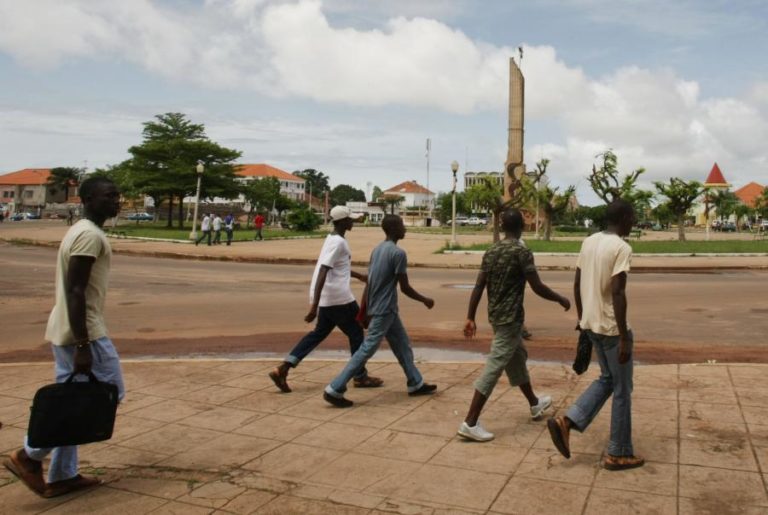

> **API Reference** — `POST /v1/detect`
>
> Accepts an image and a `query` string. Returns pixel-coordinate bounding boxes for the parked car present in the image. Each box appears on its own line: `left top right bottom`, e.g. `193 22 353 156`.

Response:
24 212 41 220
721 222 737 232
9 213 25 221
447 216 469 226
126 212 153 221
760 219 768 232
635 221 653 229
467 216 487 226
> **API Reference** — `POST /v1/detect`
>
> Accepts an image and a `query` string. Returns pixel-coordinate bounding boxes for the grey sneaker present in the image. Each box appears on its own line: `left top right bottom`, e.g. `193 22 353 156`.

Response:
457 421 495 442
530 395 552 419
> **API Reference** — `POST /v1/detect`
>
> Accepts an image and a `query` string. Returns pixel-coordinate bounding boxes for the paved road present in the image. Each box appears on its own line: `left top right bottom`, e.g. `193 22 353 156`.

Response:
1 242 767 362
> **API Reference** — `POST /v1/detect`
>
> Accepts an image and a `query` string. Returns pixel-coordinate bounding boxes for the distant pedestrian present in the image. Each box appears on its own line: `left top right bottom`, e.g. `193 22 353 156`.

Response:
269 206 382 393
3 176 125 498
0 211 4 223
66 209 74 226
225 213 235 246
212 214 223 245
547 199 644 471
254 213 265 241
195 213 212 246
458 209 570 442
323 214 437 407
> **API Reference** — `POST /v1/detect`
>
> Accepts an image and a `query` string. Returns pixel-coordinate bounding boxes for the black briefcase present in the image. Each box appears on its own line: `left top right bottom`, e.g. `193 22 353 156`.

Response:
27 372 119 448
572 330 593 375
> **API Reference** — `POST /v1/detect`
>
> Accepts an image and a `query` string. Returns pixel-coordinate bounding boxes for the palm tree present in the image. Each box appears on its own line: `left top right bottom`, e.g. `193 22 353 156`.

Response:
47 167 83 201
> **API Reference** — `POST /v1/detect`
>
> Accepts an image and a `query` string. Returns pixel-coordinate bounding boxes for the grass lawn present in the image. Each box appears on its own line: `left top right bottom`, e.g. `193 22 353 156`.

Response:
443 239 768 254
109 223 326 241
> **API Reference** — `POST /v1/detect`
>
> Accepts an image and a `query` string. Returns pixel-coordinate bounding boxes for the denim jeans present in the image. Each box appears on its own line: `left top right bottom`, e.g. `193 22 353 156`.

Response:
326 311 424 396
196 230 211 245
565 330 634 456
285 302 368 380
225 228 233 245
24 337 125 483
474 321 530 398
213 229 222 244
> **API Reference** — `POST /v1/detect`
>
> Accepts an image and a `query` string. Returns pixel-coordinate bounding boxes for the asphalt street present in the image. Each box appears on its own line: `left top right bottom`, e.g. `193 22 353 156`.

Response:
1 242 767 363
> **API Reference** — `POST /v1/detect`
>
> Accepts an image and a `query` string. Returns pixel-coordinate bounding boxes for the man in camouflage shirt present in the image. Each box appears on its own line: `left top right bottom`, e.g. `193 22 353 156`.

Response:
458 209 571 442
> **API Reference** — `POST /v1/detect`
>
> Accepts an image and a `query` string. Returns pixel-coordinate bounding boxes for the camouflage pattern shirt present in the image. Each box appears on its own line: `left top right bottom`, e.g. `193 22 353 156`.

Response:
480 238 537 326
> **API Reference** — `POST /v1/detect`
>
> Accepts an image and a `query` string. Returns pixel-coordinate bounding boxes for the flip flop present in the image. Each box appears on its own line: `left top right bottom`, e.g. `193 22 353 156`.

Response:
3 450 45 496
268 368 291 393
43 474 101 498
353 375 384 388
547 416 571 459
602 454 645 471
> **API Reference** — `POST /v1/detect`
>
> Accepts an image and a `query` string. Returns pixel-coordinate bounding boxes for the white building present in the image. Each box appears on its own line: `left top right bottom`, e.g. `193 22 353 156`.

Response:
383 180 435 210
345 201 386 224
235 164 305 201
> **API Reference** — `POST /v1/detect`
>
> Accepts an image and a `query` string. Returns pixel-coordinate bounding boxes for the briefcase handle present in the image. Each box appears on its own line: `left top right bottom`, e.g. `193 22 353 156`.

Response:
65 372 101 384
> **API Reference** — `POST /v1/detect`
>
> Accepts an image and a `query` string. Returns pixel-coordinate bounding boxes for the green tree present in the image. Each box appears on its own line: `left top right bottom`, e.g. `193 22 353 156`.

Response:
241 177 280 227
712 190 738 221
382 194 405 214
436 191 467 223
293 169 330 197
755 187 768 218
654 178 703 241
466 178 505 242
371 185 384 202
734 203 752 232
128 113 242 228
286 205 322 231
47 167 84 201
588 150 653 212
330 184 366 206
522 159 576 241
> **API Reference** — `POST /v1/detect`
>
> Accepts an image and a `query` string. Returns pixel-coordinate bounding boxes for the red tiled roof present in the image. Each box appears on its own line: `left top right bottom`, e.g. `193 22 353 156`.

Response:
704 163 728 186
0 168 51 185
384 180 434 195
235 164 303 182
734 182 765 208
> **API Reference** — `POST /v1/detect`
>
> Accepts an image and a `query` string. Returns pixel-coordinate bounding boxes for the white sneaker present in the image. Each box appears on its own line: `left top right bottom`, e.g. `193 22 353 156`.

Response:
530 395 552 419
457 421 495 442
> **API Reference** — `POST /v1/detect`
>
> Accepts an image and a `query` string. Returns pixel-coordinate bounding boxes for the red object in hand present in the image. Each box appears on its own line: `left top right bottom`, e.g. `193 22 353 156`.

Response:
356 295 368 328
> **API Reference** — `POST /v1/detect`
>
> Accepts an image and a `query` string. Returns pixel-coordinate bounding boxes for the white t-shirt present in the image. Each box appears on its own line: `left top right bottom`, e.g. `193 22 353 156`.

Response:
309 234 356 307
576 231 632 336
212 216 222 230
45 219 112 346
201 216 211 231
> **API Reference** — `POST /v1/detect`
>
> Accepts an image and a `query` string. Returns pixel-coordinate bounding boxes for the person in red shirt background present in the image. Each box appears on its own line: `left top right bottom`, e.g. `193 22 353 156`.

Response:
254 213 265 241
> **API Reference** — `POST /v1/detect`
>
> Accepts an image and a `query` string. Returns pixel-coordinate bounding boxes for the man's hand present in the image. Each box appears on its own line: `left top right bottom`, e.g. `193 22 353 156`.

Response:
575 322 582 332
304 306 318 323
463 319 477 339
618 337 631 364
356 273 368 283
73 344 93 375
423 297 435 309
558 296 571 311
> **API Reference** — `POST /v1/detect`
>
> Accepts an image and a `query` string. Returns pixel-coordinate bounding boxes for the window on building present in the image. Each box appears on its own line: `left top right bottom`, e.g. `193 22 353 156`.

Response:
24 190 33 198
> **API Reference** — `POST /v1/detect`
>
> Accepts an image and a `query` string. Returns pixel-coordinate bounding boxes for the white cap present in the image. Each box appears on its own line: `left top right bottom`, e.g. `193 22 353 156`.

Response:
330 206 360 222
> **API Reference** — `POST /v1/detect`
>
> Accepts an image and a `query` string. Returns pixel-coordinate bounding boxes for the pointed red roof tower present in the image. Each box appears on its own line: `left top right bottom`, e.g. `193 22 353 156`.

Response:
704 163 729 188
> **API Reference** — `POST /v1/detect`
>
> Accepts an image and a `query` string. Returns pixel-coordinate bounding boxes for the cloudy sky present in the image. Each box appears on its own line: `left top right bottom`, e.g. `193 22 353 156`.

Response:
1 0 767 204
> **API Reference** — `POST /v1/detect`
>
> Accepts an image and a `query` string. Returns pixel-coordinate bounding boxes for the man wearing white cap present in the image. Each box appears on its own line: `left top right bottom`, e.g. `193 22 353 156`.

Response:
269 206 383 392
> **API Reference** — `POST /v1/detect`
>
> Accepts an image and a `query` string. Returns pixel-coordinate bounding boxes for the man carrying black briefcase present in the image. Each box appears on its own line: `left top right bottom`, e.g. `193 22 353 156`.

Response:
3 176 125 498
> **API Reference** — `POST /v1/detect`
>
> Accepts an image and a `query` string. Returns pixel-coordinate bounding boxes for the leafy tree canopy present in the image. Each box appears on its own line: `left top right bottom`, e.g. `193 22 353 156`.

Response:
588 150 653 213
293 169 329 195
654 177 703 241
371 185 384 202
47 167 84 198
330 184 366 206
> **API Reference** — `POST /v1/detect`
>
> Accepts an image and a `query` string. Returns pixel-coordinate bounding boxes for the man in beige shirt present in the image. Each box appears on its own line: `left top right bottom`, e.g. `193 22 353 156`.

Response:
547 199 644 471
3 176 125 498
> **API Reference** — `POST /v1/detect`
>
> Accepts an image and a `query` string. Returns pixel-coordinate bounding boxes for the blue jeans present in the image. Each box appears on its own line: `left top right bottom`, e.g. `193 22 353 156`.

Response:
565 330 634 456
325 311 423 396
285 302 368 380
24 337 125 483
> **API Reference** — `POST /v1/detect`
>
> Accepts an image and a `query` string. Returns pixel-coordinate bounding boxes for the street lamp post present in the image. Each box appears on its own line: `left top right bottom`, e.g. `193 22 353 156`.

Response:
189 161 204 240
450 160 459 247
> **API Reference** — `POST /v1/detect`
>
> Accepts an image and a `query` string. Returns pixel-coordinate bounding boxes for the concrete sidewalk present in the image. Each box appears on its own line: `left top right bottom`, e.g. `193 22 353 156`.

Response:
2 359 767 514
2 222 767 271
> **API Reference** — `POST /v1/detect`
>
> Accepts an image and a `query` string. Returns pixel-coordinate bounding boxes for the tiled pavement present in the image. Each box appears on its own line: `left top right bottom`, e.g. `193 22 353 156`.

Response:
1 359 767 514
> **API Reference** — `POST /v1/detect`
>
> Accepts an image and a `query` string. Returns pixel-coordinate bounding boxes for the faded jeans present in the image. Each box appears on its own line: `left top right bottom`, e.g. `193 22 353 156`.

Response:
24 337 125 483
325 311 423 397
565 330 634 456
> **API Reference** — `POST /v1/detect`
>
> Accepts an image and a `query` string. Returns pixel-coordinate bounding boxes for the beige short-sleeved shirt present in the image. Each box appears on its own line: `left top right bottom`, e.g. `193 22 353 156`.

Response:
45 219 112 346
576 231 632 336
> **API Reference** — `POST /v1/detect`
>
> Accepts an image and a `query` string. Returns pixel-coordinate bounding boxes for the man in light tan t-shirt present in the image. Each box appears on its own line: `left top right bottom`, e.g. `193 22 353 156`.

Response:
3 176 125 498
547 199 645 472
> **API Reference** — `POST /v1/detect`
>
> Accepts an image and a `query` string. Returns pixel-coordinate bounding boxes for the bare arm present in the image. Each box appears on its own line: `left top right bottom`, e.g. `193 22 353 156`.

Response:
66 255 95 374
611 271 631 363
463 271 487 338
574 268 583 328
351 270 368 283
397 273 434 309
525 270 570 310
305 265 330 323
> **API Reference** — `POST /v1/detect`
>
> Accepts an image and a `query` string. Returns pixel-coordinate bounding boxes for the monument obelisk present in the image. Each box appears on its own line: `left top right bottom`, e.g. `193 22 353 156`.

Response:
504 57 525 201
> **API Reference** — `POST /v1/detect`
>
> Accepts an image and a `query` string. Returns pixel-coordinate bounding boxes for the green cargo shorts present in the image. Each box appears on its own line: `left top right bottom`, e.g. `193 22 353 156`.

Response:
474 321 530 398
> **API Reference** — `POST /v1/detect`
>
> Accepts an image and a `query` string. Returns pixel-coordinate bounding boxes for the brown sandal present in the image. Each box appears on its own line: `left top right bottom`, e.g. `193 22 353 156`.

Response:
602 454 645 471
353 375 384 388
268 368 291 393
3 449 45 496
547 416 571 459
43 474 101 498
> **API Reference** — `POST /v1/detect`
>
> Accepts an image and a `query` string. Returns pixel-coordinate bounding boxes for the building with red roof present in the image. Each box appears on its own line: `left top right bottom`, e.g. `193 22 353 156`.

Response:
734 182 765 208
0 168 68 213
383 180 435 212
234 163 306 202
703 162 729 188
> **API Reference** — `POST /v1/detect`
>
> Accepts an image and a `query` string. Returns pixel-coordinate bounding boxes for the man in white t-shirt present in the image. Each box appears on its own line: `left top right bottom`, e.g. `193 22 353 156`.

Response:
547 199 644 471
269 206 383 392
4 177 125 498
212 214 223 245
195 213 212 246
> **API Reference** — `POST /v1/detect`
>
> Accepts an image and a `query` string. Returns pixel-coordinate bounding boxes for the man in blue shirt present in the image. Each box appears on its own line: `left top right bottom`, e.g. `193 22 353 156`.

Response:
323 215 436 407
